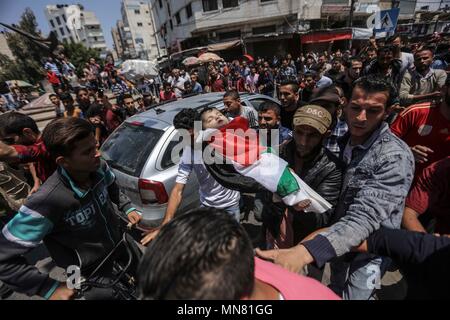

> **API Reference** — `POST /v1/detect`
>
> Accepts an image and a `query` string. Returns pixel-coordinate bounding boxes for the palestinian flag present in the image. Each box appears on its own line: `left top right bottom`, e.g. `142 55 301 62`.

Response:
200 117 332 214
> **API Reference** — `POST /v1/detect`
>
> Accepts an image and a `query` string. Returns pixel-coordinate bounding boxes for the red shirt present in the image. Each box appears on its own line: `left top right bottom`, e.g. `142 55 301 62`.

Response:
159 91 176 102
406 157 450 234
390 102 450 177
105 109 123 133
230 77 246 92
47 71 60 85
209 75 227 92
13 138 56 182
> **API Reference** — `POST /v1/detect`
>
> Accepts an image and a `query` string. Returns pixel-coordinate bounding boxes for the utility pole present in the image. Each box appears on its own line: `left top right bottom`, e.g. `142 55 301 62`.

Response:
348 0 356 51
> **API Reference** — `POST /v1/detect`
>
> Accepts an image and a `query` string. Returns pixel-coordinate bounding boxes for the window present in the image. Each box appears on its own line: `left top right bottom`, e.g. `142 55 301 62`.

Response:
59 27 65 36
56 16 61 25
223 0 239 8
169 19 173 30
134 9 140 14
159 133 186 170
218 30 241 40
202 0 218 12
261 0 276 2
50 19 55 28
167 3 171 16
247 98 280 112
175 12 181 25
62 14 67 22
137 22 143 27
158 0 162 8
66 26 70 34
186 3 193 18
101 124 164 177
252 25 276 35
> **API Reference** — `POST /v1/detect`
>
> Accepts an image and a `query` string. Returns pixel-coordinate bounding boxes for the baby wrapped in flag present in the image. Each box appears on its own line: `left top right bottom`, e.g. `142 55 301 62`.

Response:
197 107 331 214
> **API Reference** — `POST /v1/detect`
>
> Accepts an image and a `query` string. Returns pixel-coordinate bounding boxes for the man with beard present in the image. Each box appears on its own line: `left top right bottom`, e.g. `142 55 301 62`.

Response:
391 74 450 178
342 58 363 99
399 48 447 106
325 57 345 83
260 105 342 246
122 94 138 118
278 81 300 130
299 71 317 103
258 102 292 151
257 75 415 300
363 46 402 89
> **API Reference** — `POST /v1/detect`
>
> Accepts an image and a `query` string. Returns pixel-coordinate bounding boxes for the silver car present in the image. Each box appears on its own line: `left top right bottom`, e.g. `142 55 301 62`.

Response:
101 92 281 227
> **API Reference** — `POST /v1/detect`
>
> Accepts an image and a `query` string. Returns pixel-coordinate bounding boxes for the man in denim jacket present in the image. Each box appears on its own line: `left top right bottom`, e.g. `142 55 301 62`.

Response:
257 75 415 300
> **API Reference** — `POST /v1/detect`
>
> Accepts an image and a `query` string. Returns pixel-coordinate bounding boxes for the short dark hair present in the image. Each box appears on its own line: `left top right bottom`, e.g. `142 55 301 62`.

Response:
137 208 255 300
353 75 397 108
349 57 363 65
85 104 103 118
223 89 240 100
259 101 280 117
386 33 401 44
0 112 39 136
122 93 133 101
279 80 299 94
42 117 93 159
416 46 435 55
77 88 88 96
173 108 199 130
49 93 58 99
59 92 73 102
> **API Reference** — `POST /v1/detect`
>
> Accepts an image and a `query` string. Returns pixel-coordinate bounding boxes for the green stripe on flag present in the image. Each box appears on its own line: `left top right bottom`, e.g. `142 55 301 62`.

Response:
261 147 274 155
276 166 300 197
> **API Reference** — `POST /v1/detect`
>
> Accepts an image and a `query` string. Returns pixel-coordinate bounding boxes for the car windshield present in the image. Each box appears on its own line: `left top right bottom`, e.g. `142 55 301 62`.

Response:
101 122 164 177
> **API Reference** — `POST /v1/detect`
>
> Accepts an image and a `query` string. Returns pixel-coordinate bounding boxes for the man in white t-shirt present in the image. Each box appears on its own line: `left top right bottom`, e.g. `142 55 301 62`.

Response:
171 69 187 98
141 108 240 245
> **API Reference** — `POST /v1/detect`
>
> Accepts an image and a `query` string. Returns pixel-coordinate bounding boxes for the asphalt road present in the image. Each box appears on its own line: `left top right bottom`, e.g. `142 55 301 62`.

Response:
5 207 407 300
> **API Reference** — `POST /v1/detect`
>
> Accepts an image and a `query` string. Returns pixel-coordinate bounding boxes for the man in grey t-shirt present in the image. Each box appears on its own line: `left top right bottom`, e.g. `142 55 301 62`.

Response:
223 90 259 129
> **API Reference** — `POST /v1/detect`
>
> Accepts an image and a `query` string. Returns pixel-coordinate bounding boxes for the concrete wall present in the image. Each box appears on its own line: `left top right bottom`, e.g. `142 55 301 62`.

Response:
151 0 322 53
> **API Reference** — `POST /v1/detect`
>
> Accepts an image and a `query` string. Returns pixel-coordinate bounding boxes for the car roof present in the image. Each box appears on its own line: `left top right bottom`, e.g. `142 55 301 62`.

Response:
126 92 260 127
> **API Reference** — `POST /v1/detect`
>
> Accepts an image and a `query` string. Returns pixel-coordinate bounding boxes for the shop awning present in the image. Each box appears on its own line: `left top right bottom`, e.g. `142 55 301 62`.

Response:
301 30 352 44
207 39 242 52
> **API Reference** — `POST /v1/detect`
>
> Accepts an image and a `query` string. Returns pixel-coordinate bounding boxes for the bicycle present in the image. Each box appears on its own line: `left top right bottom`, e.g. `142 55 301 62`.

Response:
73 212 147 300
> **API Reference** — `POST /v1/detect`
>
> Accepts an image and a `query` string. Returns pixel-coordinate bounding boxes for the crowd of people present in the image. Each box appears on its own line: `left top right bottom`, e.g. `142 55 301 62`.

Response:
0 31 449 300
